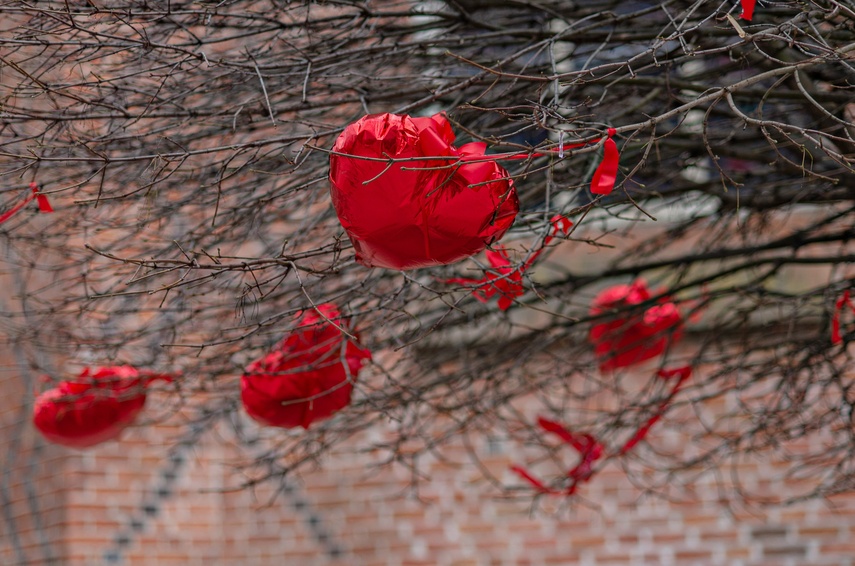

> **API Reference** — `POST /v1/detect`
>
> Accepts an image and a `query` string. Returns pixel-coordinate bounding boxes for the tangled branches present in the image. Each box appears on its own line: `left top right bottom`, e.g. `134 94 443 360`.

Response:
2 0 855 508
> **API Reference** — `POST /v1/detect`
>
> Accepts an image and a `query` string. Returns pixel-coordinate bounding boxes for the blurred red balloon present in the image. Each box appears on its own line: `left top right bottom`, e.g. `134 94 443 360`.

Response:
329 112 519 270
588 280 684 370
241 304 371 429
33 366 170 449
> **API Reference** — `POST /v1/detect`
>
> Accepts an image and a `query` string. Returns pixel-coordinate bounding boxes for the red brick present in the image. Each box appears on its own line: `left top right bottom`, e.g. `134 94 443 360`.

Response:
762 544 807 558
674 549 713 561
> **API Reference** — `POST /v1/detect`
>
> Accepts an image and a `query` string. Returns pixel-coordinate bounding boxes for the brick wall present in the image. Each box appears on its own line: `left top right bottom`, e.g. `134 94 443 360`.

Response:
2 206 850 565
0 361 68 565
3 367 855 566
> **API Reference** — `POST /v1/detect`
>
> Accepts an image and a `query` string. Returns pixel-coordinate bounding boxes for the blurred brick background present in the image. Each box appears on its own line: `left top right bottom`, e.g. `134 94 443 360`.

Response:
2 207 853 565
3 357 855 566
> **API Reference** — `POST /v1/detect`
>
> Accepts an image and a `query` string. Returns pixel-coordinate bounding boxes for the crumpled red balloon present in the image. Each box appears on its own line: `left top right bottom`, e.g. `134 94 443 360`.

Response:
33 366 171 449
588 279 684 370
241 303 371 429
329 112 519 270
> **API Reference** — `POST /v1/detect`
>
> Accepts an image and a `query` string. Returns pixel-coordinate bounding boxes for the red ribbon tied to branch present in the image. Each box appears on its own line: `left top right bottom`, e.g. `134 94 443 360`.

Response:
33 366 173 449
444 215 573 310
741 0 756 21
511 366 692 495
484 128 619 195
467 127 619 195
618 366 692 454
832 289 855 345
510 417 605 495
0 182 54 226
590 128 619 195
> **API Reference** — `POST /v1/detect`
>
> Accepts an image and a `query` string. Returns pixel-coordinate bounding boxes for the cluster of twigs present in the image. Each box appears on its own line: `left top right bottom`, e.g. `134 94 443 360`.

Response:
2 0 855 507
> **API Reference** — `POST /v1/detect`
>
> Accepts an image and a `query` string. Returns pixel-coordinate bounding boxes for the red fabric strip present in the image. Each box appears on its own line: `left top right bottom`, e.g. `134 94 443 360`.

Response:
458 129 619 197
513 367 691 493
832 290 855 345
512 416 604 495
619 414 663 454
741 0 755 20
509 465 558 494
537 417 589 453
443 215 572 311
521 214 573 271
32 183 54 213
538 417 604 481
0 183 53 226
590 129 619 195
567 438 603 482
619 366 692 454
0 193 35 225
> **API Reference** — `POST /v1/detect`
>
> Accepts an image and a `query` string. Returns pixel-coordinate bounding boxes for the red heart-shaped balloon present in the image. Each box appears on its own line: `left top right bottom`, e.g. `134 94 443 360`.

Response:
241 303 371 429
588 280 684 370
33 366 169 449
329 112 519 270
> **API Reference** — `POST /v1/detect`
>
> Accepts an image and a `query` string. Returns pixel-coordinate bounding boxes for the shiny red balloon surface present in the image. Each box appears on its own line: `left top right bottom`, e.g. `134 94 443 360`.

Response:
241 304 371 429
330 112 519 270
33 366 168 449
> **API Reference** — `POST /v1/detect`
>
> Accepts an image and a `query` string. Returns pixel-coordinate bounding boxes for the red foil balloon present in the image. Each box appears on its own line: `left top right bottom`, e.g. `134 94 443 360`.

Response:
588 280 684 370
241 304 371 429
329 112 519 270
33 366 170 449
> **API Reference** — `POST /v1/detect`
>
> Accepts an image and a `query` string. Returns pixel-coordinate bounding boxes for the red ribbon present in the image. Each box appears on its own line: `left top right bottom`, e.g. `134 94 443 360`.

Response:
33 182 54 213
508 465 552 493
457 128 620 196
445 215 572 310
619 366 692 454
513 366 692 495
590 128 619 195
0 182 53 225
511 417 604 495
741 0 755 20
832 290 855 345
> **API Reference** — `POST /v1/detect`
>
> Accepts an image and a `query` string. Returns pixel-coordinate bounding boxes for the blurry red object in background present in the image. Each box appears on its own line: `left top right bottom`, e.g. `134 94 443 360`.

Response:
33 365 171 449
588 280 684 370
241 304 371 429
